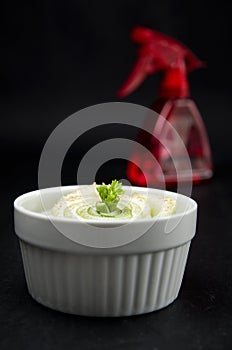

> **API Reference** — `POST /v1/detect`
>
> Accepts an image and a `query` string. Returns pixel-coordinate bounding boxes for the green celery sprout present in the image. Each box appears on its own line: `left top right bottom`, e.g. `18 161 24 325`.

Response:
96 180 125 214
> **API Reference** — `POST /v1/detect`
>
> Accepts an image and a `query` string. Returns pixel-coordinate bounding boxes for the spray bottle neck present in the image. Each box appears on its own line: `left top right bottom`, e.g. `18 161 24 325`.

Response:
158 65 190 99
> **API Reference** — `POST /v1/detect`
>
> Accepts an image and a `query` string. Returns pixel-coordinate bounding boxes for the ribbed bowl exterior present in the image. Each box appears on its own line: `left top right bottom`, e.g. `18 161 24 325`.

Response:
20 240 191 316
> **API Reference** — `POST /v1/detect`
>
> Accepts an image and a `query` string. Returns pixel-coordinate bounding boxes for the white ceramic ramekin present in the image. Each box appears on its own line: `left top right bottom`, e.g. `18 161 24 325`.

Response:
14 186 197 317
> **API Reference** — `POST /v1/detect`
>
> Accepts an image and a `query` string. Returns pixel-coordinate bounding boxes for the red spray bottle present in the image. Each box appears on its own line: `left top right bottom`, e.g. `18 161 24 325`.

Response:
118 27 213 187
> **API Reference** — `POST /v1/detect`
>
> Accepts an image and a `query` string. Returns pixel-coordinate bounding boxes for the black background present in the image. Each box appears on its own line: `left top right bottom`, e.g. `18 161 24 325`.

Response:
1 0 232 170
1 1 232 349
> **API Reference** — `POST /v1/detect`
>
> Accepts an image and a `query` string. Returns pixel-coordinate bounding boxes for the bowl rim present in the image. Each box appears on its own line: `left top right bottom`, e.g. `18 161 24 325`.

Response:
14 185 197 225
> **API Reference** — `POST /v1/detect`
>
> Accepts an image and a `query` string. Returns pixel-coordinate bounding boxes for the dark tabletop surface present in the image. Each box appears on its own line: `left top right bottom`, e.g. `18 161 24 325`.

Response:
1 158 232 350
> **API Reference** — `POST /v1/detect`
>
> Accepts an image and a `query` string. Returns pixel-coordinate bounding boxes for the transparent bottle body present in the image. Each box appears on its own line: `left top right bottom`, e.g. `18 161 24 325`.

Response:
126 99 213 187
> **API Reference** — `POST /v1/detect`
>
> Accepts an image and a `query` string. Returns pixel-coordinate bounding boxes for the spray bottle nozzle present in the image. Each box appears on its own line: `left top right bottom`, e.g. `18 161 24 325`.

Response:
117 26 205 99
